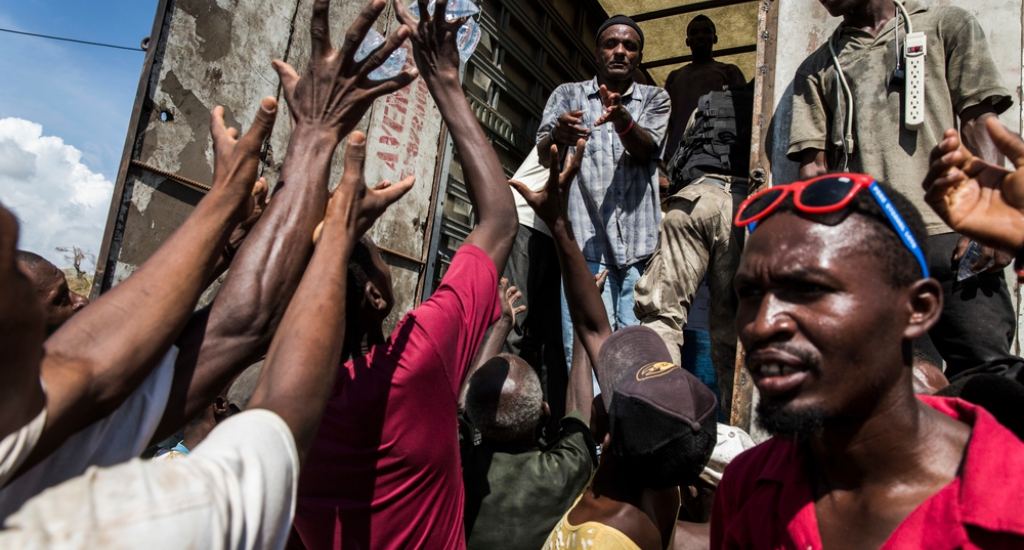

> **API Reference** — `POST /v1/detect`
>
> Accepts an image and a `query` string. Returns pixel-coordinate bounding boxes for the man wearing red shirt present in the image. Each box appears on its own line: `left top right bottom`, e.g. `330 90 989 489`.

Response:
712 177 1024 549
289 2 520 549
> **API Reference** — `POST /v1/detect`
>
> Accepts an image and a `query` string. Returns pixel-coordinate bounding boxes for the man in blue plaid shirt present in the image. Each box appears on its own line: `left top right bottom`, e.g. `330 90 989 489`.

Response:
536 15 671 370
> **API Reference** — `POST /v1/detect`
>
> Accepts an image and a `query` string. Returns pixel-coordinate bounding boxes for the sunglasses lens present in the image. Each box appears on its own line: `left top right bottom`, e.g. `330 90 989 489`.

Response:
740 189 785 222
801 177 856 208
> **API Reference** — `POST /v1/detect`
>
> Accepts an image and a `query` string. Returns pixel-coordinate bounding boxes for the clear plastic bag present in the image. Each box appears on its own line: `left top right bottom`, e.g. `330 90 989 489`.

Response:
956 240 995 281
407 0 482 63
354 28 408 81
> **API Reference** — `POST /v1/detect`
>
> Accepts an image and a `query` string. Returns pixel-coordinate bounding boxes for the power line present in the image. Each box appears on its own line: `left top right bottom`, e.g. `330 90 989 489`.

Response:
0 27 144 52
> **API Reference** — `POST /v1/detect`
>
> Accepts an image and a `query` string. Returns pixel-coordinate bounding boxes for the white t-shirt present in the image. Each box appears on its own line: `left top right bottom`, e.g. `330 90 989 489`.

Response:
0 409 299 550
511 147 552 237
0 408 46 490
0 346 178 520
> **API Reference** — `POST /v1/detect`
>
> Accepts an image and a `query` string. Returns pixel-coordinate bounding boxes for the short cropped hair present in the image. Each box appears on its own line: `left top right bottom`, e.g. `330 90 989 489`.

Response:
761 178 929 288
466 355 544 443
689 15 716 34
15 250 49 270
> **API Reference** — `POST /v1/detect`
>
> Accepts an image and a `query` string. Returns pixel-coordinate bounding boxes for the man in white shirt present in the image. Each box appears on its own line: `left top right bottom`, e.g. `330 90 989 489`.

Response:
0 2 418 546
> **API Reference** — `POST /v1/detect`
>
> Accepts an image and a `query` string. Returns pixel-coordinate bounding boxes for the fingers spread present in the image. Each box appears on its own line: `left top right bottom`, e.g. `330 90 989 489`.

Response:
566 139 587 174
340 0 387 62
508 179 532 199
375 175 416 206
210 105 230 145
272 59 300 100
343 131 368 181
987 116 1024 169
238 96 278 155
416 0 430 25
395 0 417 27
434 0 449 25
367 68 419 98
310 0 333 58
358 25 410 77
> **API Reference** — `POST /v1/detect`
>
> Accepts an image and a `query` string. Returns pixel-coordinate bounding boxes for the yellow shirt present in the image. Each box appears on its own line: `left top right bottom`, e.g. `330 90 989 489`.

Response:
541 479 678 550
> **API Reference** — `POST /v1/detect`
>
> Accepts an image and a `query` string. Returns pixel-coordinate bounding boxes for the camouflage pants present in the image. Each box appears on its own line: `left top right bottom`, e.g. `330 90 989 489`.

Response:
634 176 747 418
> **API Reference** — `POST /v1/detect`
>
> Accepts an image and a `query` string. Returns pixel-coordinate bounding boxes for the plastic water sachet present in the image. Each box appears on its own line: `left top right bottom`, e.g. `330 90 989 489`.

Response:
956 240 995 281
407 0 482 63
354 28 408 81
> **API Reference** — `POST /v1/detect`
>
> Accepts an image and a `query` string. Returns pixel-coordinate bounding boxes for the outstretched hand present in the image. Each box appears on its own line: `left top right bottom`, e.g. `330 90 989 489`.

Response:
594 270 609 294
395 0 466 86
923 117 1024 255
509 139 587 228
210 97 278 222
313 132 415 244
594 85 631 131
497 277 526 325
272 0 418 140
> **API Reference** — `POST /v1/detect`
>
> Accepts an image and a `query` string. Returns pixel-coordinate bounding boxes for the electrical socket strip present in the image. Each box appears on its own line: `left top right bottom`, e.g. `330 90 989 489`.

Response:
904 31 927 131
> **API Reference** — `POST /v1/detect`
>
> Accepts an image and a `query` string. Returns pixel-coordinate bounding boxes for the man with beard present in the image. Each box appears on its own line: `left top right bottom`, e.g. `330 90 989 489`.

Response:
710 174 1024 547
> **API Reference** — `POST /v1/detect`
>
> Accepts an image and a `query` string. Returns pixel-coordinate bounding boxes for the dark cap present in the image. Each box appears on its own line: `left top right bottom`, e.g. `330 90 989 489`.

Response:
598 326 673 409
603 327 718 489
597 15 645 49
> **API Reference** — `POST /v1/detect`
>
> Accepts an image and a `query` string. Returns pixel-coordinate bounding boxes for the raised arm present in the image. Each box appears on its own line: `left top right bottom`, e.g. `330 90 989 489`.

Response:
0 207 46 444
595 85 666 162
923 118 1024 256
459 278 524 408
247 133 413 463
564 270 606 420
152 0 418 443
397 0 517 274
511 142 612 380
24 98 278 468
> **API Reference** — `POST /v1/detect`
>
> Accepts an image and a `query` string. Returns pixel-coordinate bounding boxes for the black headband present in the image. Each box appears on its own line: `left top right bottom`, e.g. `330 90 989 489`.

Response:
597 15 645 50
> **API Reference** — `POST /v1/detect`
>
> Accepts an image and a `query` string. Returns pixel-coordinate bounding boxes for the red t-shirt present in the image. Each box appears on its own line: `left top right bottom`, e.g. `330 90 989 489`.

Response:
711 396 1024 549
292 245 500 549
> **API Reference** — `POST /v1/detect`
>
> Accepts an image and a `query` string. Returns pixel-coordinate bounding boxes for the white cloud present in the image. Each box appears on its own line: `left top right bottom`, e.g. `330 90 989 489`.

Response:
0 118 114 271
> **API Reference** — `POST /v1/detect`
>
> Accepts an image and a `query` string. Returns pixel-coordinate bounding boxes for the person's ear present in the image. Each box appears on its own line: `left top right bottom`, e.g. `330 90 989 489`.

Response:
713 35 719 45
903 278 943 340
541 401 551 425
364 281 387 313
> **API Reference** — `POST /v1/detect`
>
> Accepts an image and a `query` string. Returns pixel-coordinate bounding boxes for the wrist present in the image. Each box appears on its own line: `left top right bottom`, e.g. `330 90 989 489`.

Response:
615 115 635 136
287 127 341 152
199 186 249 227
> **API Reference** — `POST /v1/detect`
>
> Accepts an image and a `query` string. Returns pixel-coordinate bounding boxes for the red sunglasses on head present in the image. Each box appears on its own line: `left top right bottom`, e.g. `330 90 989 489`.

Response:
734 173 876 226
734 173 930 278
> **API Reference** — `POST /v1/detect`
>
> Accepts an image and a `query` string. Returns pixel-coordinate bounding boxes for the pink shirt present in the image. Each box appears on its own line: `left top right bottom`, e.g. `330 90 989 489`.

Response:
711 396 1024 549
292 245 500 549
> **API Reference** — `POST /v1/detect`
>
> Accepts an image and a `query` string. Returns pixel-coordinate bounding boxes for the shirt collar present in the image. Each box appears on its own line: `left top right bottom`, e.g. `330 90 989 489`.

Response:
585 77 638 100
921 396 1024 536
836 0 929 39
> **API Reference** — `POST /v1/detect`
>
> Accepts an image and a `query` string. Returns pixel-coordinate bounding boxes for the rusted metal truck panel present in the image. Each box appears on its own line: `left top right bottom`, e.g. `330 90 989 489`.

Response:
94 0 448 332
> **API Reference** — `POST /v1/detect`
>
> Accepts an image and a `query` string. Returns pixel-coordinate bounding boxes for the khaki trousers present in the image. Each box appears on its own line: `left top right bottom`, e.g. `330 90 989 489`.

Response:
634 177 747 417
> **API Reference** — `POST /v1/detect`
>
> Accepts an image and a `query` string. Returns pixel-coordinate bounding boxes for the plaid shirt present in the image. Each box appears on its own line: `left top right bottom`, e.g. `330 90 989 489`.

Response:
537 78 670 267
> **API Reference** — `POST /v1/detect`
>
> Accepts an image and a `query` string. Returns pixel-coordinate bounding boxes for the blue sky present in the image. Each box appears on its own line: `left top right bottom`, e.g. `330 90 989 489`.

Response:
0 0 158 267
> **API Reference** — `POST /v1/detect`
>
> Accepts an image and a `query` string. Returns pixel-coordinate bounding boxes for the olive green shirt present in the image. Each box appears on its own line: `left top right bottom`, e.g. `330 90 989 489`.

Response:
787 0 1012 235
459 411 596 550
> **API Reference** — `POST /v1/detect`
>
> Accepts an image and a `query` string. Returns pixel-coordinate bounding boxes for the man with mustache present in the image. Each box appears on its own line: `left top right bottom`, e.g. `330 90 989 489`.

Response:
536 15 670 372
711 175 1024 547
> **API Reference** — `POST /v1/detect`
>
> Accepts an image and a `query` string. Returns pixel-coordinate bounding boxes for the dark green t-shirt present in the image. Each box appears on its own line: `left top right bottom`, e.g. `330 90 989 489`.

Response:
459 411 596 550
787 0 1012 235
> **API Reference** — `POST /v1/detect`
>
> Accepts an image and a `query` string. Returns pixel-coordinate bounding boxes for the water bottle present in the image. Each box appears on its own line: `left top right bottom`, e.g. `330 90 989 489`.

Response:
407 0 482 63
354 28 408 81
956 240 994 281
